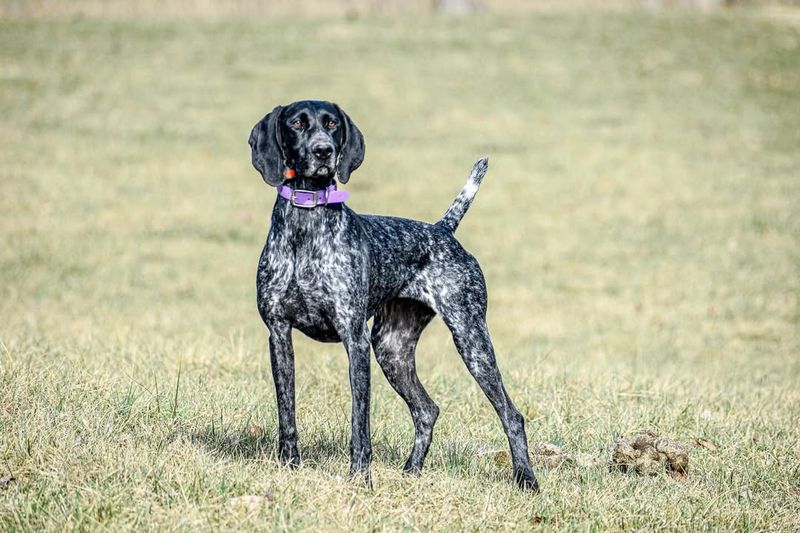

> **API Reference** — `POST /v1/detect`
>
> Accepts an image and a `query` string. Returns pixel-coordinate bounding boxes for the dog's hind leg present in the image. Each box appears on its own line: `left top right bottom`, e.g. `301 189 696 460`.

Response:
448 315 538 491
371 298 438 474
437 270 539 492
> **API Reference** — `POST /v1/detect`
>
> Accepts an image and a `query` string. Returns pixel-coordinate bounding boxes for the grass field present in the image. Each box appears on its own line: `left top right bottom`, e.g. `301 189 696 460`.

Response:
1 7 799 531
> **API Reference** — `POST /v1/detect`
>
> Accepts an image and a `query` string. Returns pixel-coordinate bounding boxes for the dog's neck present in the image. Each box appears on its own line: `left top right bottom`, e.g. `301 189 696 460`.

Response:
269 188 348 247
281 174 335 191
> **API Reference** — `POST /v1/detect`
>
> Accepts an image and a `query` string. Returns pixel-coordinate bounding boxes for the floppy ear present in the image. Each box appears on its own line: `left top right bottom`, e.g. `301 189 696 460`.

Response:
333 104 365 184
248 105 286 187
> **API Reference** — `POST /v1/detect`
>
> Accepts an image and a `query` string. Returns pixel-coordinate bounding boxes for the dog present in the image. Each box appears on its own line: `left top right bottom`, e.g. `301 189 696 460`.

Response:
248 100 538 491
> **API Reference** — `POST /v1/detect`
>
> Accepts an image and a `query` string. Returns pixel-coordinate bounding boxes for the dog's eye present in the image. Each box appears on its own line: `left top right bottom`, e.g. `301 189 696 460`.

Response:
291 119 303 130
326 120 337 129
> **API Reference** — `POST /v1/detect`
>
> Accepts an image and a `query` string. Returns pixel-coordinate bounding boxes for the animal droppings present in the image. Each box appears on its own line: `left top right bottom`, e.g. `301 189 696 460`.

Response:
610 430 689 479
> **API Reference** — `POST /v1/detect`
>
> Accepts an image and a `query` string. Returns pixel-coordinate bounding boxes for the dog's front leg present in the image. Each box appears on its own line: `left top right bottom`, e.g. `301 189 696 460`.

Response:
267 320 300 467
341 321 372 484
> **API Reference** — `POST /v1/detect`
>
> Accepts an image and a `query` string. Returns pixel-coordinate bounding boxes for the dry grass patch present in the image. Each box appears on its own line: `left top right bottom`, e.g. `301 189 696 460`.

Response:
2 8 799 531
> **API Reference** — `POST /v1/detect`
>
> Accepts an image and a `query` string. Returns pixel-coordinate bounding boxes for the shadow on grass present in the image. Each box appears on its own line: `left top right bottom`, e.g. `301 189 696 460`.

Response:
183 423 517 491
183 423 412 469
186 426 276 462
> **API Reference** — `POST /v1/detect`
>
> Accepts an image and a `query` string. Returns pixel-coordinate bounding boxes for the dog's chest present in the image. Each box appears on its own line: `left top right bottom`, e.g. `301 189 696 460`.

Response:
257 217 362 341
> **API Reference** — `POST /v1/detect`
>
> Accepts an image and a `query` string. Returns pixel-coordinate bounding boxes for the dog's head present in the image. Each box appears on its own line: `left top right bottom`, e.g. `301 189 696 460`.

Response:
248 100 365 187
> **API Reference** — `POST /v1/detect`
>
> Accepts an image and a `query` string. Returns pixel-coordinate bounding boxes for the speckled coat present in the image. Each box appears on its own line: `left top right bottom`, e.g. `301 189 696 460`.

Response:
249 101 538 491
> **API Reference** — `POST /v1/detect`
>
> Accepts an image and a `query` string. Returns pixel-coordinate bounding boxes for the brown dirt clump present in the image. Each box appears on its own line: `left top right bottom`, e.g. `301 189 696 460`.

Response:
609 429 689 478
531 442 573 468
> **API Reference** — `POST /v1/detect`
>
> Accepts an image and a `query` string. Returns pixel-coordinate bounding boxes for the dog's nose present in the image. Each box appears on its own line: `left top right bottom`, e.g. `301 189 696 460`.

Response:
311 143 333 160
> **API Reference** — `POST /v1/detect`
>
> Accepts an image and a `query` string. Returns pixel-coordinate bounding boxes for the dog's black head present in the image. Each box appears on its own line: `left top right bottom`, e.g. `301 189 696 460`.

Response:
248 100 365 188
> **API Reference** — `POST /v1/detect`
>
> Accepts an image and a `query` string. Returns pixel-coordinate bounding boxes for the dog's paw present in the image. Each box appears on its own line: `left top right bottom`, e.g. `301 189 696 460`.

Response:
278 444 301 468
349 468 373 490
514 469 540 493
401 461 423 476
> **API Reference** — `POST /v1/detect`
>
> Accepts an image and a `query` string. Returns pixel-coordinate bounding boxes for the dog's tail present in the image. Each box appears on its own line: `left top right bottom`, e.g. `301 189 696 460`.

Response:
436 158 489 233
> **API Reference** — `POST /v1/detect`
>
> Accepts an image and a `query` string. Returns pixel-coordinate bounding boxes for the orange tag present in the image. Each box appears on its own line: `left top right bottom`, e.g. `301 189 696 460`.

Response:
284 168 296 179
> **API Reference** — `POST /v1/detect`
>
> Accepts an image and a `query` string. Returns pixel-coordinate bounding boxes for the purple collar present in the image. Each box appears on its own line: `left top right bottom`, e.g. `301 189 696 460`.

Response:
277 183 349 209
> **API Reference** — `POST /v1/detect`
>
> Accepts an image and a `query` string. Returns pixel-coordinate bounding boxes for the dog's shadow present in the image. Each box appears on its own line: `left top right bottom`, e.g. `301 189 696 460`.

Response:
185 423 511 489
187 426 276 462
185 423 410 469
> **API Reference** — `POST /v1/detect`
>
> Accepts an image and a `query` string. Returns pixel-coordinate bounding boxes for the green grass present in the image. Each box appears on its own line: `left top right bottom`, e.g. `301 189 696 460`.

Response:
1 9 799 531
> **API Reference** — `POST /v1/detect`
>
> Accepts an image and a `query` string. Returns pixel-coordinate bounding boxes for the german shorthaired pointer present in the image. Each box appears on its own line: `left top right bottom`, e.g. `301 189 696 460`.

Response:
248 100 538 491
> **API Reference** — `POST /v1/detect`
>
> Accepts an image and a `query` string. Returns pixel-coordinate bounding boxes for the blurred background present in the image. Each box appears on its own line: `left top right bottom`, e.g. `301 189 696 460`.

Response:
1 0 798 530
3 0 800 17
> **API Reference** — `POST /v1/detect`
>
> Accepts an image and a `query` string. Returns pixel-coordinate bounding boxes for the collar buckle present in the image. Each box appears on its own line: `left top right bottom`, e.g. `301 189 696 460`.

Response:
290 189 315 208
290 187 330 208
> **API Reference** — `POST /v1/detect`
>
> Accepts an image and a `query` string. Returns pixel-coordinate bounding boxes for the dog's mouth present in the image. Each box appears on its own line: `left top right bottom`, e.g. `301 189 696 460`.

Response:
298 162 334 179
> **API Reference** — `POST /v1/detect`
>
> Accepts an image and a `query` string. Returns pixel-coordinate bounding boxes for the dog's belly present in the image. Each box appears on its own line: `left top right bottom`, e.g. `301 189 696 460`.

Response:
292 319 341 343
